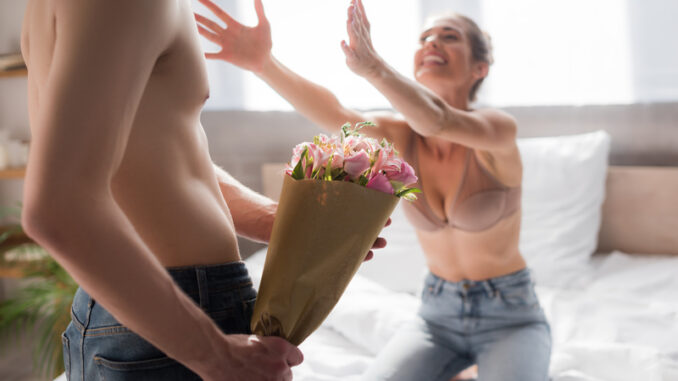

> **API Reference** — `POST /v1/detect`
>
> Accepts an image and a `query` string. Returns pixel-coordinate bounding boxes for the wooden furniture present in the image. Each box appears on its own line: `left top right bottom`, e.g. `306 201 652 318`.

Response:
0 167 26 179
0 68 27 78
0 227 36 279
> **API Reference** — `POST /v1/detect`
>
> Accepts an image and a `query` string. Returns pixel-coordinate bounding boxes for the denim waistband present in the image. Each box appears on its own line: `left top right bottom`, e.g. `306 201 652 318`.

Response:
71 261 253 331
425 267 532 296
167 260 250 286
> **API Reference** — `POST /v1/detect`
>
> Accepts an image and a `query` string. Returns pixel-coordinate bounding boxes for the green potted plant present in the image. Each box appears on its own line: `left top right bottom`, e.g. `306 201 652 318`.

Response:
0 205 77 378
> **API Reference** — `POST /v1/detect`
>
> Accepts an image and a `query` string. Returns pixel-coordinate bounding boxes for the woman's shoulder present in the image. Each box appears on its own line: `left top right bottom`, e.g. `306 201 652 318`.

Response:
471 107 517 129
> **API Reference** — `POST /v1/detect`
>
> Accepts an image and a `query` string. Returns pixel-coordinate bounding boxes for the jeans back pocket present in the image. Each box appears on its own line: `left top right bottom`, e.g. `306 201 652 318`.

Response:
94 355 200 380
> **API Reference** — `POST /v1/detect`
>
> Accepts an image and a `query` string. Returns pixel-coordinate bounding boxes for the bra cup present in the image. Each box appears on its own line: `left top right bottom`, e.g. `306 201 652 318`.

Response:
401 200 445 232
451 190 507 232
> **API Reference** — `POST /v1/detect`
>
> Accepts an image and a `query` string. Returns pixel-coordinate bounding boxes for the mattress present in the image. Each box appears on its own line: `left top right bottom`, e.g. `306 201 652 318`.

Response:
245 248 678 381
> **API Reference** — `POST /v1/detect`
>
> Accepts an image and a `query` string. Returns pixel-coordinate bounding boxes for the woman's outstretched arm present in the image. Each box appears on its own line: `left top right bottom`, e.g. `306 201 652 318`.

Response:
342 0 516 152
194 0 398 139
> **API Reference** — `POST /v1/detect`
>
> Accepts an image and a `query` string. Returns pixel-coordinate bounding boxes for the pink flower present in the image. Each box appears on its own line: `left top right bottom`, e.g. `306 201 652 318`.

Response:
331 149 344 169
353 137 379 153
385 161 418 187
344 150 371 179
306 143 331 172
366 172 394 194
371 149 399 177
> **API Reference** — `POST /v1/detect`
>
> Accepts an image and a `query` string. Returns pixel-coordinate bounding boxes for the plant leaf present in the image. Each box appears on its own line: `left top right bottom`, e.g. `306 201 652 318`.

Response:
395 187 422 198
291 147 307 180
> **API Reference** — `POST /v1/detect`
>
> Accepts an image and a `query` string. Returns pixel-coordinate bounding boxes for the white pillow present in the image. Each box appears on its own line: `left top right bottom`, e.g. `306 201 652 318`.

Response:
518 130 611 286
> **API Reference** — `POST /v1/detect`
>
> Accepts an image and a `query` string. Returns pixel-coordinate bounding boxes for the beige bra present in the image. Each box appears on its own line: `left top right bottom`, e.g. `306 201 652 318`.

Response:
401 135 521 233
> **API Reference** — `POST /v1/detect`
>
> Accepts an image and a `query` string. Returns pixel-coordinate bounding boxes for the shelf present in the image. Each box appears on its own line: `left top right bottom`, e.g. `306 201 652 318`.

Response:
0 68 27 78
0 167 26 179
0 226 38 279
0 267 23 278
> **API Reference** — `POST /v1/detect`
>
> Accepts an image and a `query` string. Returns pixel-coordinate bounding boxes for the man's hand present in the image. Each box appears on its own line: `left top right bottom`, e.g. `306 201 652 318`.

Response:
195 0 272 73
364 217 391 261
203 334 303 381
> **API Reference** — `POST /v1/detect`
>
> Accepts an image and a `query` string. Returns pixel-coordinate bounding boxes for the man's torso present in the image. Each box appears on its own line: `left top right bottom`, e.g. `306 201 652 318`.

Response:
22 0 240 266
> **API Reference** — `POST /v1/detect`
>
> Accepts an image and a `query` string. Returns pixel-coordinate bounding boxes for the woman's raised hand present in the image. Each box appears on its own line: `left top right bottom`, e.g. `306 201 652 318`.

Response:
341 0 385 79
195 0 272 73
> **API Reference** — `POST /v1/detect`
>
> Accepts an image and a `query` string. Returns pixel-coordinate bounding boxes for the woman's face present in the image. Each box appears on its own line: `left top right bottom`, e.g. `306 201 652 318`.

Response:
414 17 483 93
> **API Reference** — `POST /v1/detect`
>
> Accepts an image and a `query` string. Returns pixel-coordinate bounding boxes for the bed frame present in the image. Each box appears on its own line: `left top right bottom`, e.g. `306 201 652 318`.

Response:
261 163 678 256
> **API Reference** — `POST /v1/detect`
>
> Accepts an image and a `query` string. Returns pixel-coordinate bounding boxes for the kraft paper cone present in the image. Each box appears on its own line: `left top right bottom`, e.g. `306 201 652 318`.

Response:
251 175 399 345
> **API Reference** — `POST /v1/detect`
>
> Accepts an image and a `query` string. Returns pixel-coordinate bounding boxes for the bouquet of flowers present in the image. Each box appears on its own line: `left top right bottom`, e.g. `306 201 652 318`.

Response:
250 123 419 345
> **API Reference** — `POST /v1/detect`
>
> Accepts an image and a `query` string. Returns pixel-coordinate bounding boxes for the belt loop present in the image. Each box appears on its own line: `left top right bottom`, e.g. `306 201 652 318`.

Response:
84 296 95 330
433 277 444 295
196 267 210 310
483 280 498 298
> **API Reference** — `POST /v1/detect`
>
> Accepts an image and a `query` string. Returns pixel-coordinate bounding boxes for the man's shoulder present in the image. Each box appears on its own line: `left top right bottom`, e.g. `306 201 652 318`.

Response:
54 0 178 43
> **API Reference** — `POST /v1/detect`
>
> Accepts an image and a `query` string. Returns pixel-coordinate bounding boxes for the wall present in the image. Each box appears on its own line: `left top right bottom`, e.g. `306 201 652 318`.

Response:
2 0 678 257
0 0 29 211
203 103 678 192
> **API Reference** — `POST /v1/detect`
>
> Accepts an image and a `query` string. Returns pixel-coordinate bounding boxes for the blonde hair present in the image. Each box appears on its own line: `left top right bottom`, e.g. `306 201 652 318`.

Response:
428 13 494 102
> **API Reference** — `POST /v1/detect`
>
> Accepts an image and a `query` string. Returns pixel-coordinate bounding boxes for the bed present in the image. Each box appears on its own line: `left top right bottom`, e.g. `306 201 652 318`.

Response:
253 130 678 381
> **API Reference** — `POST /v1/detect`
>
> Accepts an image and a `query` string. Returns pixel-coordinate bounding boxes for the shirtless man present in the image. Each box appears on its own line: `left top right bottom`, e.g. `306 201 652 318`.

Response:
20 1 384 380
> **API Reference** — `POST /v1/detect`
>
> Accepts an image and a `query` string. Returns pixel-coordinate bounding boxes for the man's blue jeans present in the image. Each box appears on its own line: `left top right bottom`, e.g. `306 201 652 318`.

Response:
62 261 256 380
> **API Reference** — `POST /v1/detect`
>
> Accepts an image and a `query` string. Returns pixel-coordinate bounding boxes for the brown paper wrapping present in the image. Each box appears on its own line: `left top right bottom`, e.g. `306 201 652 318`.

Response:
251 175 399 345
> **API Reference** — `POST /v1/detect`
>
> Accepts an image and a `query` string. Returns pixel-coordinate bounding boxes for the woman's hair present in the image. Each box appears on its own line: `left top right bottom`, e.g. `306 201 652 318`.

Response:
429 13 494 102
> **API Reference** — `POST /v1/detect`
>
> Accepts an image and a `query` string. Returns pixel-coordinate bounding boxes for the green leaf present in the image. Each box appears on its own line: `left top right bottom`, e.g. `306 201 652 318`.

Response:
358 175 369 186
395 187 422 198
291 147 308 180
355 121 374 131
324 154 334 181
340 122 352 139
389 180 405 193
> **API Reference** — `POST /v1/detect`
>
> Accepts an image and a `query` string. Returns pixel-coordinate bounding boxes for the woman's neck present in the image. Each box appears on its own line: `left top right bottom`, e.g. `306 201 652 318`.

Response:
426 80 472 111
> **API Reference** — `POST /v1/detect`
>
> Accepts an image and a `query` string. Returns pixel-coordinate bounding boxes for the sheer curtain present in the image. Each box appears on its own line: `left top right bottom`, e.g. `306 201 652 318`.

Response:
194 0 677 110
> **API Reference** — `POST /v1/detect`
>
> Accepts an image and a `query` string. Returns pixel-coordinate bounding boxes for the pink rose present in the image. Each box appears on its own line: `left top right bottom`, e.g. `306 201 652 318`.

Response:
385 160 418 187
344 150 371 179
366 172 394 194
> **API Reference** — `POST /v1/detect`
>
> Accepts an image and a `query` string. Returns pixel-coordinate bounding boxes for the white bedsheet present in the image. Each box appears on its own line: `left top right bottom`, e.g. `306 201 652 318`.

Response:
246 249 678 381
53 251 678 381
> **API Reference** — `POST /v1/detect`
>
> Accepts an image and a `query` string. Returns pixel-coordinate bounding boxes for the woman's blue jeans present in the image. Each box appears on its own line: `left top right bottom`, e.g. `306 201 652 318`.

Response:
363 268 552 381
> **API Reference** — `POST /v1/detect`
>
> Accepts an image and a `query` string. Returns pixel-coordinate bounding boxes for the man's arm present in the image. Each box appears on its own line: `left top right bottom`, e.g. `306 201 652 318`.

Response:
213 164 277 243
21 2 301 379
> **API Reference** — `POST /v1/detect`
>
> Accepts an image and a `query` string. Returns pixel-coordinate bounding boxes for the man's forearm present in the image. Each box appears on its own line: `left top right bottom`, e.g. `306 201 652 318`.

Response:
213 164 277 243
23 193 226 375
